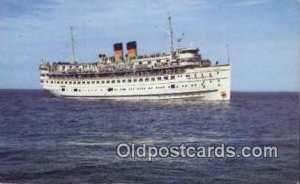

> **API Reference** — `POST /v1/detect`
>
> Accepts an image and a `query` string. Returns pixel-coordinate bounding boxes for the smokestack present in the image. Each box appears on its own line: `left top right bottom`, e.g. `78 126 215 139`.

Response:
126 41 137 60
113 43 123 62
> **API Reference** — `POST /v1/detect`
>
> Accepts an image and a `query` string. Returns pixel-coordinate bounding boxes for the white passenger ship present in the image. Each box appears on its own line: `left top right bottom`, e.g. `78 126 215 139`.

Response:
39 16 231 100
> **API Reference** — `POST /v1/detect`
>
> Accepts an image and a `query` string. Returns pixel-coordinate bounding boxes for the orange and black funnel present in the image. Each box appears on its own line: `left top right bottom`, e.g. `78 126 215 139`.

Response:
113 43 123 62
126 41 137 60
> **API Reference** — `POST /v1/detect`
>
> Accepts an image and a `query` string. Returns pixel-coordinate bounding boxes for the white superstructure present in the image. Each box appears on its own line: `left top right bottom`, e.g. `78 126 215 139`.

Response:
39 16 231 100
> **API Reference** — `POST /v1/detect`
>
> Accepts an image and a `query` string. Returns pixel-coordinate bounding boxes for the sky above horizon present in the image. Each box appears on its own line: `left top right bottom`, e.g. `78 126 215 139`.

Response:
0 0 299 91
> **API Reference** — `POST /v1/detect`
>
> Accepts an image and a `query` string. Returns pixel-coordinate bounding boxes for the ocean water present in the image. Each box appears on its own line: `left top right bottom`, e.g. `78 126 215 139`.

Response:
0 90 298 183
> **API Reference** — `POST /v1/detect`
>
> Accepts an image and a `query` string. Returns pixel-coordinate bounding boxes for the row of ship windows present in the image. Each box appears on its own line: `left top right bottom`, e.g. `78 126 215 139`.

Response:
63 83 222 92
42 72 221 84
64 65 93 69
64 59 170 69
44 78 222 85
44 78 221 85
40 72 220 78
45 75 174 84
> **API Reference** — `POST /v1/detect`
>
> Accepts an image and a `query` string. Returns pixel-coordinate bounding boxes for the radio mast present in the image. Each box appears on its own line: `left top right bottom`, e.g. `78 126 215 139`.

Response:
70 26 76 64
168 13 175 60
226 44 230 64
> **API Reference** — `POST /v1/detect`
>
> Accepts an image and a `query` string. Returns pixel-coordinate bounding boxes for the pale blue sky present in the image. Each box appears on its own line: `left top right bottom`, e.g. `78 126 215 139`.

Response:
0 0 299 91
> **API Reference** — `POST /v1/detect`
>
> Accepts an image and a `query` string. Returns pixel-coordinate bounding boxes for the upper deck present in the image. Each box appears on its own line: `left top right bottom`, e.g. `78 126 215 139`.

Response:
39 47 218 77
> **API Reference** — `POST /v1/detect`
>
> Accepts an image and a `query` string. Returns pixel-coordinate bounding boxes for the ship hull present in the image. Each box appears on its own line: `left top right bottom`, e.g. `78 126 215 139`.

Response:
41 65 231 101
60 90 217 100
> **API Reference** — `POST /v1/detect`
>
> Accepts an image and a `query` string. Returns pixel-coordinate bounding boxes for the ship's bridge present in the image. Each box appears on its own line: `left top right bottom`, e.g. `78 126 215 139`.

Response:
176 48 200 59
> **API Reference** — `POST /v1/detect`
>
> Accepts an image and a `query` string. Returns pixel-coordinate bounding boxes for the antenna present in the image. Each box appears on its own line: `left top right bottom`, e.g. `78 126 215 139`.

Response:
168 12 174 60
70 26 76 64
226 44 230 64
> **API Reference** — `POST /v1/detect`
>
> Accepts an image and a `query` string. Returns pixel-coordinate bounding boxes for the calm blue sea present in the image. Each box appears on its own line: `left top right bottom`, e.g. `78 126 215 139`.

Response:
0 90 299 183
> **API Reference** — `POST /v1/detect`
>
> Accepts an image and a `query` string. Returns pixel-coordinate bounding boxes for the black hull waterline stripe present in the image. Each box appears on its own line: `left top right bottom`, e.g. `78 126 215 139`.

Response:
60 89 218 98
